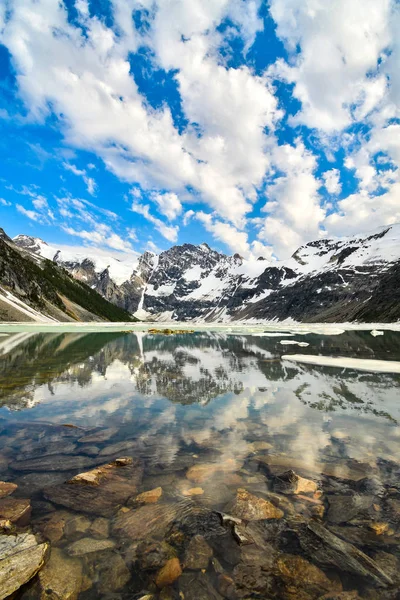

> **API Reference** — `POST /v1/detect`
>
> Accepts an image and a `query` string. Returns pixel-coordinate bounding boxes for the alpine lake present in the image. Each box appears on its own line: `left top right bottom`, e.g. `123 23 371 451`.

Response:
0 328 400 600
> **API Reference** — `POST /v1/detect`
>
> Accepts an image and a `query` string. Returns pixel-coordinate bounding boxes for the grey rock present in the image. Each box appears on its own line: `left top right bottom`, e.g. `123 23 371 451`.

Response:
298 520 393 587
327 494 374 523
67 537 115 556
10 454 100 472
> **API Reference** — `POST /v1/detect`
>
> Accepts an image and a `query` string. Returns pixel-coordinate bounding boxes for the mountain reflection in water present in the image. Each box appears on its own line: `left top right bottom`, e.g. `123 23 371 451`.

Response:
0 330 399 599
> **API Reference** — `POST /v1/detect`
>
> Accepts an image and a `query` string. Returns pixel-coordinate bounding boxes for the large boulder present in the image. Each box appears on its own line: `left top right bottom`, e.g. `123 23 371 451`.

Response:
0 533 49 599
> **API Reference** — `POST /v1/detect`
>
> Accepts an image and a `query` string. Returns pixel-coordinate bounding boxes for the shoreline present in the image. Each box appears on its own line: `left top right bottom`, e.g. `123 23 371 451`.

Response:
0 321 399 334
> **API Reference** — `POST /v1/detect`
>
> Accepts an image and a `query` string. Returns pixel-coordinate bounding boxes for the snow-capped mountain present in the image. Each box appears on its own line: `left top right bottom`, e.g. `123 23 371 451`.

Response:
13 223 400 322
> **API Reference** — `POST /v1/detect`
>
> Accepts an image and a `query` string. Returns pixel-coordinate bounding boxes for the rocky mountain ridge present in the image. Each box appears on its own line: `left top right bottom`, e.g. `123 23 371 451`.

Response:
13 224 400 322
0 230 136 322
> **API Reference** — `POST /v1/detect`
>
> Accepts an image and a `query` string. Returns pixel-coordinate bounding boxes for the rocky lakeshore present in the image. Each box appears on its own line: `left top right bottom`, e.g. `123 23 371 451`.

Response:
0 419 400 600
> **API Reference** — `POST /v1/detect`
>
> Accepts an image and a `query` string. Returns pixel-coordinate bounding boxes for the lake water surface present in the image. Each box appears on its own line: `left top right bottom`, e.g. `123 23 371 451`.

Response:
0 330 400 599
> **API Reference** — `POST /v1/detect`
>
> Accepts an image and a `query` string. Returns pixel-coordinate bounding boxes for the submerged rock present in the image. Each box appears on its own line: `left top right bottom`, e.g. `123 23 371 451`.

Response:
275 554 335 596
134 486 163 505
78 427 118 444
184 535 213 569
0 497 31 526
97 553 131 593
298 520 393 587
67 537 115 556
224 489 284 521
327 495 373 523
16 441 77 461
179 572 223 600
186 460 238 483
136 540 177 571
89 517 110 539
0 533 49 599
0 481 17 498
10 454 100 472
43 458 143 517
64 514 91 538
274 470 318 495
156 557 182 588
38 547 83 600
114 504 178 542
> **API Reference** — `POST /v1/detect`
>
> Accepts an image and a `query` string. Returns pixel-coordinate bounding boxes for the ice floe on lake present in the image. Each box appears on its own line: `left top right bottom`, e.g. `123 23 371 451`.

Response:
282 354 400 374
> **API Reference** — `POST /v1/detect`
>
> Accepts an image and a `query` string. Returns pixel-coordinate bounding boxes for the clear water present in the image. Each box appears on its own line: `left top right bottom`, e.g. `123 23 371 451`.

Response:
0 330 399 599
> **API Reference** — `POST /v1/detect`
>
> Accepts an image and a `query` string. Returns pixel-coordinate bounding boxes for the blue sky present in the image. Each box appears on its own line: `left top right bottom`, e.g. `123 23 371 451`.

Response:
0 0 399 261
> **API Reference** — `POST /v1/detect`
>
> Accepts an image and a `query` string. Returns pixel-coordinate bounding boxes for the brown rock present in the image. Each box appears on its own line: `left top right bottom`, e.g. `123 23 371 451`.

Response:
39 512 67 543
274 470 318 495
0 534 49 599
38 547 83 600
67 537 115 556
0 519 13 533
89 517 110 539
182 487 204 496
224 489 284 521
97 553 131 593
276 554 334 595
0 481 17 498
64 515 91 538
44 459 143 517
186 459 238 483
184 535 213 569
368 522 390 536
156 557 182 588
218 573 237 599
0 497 31 526
135 486 163 504
136 540 177 570
113 504 178 542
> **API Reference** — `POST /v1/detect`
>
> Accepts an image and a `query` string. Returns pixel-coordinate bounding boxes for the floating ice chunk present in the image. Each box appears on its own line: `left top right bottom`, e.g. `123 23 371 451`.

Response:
280 340 309 347
282 354 400 374
370 329 384 337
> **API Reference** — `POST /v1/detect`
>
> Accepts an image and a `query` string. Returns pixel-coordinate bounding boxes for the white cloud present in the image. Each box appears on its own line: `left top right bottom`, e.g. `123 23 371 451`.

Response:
131 201 179 242
62 225 133 252
322 169 342 195
257 140 325 257
152 192 182 221
63 162 97 195
269 0 391 132
0 198 11 206
183 209 195 226
16 204 43 222
196 211 272 259
1 0 280 231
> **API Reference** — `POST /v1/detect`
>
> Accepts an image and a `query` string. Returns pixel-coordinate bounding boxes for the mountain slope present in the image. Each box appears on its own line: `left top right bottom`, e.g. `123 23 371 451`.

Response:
13 223 400 323
0 229 136 322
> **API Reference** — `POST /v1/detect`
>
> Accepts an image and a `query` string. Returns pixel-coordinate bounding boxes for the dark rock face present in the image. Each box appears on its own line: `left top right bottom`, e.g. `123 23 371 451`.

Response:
13 224 400 322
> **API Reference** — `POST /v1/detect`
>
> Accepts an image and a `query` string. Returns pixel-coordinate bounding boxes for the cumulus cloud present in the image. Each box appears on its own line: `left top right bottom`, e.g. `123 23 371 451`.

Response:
152 192 182 221
2 0 400 256
257 140 325 257
197 211 273 259
270 0 391 132
322 169 342 195
0 198 11 206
